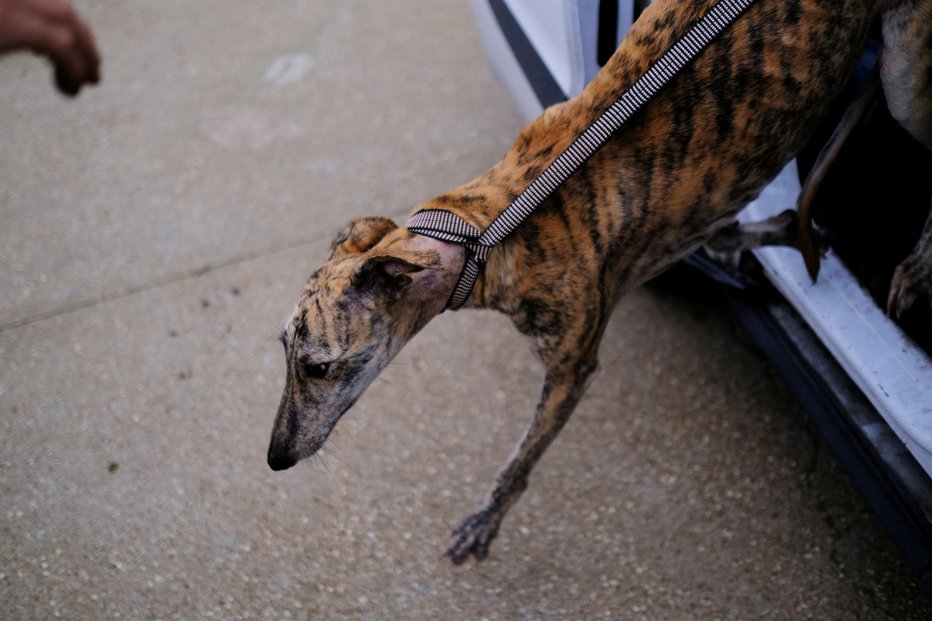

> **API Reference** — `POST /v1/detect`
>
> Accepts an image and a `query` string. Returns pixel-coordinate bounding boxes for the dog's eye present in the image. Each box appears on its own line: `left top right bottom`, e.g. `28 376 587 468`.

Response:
302 361 330 379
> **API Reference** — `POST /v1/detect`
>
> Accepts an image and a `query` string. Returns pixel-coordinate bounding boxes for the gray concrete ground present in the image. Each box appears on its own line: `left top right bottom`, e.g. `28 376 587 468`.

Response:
1 1 929 619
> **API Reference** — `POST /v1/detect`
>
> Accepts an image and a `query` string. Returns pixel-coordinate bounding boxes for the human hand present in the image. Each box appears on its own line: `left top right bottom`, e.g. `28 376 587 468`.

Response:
0 0 100 96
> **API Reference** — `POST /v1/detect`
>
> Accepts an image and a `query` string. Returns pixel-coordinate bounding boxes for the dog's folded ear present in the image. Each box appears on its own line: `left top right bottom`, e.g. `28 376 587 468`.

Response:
330 217 398 259
350 250 443 306
350 255 422 304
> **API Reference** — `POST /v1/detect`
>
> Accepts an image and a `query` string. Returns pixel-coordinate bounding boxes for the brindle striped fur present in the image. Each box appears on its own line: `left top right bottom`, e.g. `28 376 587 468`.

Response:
269 0 929 564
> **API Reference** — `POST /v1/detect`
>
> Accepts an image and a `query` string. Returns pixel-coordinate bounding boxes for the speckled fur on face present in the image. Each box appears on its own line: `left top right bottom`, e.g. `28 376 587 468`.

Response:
269 0 918 564
268 217 455 467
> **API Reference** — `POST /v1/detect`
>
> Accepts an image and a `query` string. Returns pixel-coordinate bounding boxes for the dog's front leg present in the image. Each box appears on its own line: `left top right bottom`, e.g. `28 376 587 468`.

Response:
446 356 599 564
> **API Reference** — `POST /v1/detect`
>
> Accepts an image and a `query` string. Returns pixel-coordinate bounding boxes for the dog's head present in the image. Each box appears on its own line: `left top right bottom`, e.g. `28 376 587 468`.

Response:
267 216 460 470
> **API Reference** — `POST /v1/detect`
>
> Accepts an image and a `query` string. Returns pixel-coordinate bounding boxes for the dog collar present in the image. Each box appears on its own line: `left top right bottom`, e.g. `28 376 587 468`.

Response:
406 209 487 309
409 0 756 311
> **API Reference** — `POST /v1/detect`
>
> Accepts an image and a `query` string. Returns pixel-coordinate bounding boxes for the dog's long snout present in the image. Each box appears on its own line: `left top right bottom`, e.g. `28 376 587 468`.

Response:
267 444 298 471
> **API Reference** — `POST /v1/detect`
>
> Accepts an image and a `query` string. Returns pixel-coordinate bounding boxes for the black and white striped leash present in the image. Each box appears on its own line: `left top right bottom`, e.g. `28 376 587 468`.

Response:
407 0 756 310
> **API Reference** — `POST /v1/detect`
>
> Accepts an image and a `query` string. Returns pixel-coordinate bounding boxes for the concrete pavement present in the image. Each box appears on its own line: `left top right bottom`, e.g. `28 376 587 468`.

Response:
1 1 929 619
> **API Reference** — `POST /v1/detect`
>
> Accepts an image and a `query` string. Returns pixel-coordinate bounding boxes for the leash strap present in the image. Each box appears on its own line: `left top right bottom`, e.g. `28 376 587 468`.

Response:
408 0 756 310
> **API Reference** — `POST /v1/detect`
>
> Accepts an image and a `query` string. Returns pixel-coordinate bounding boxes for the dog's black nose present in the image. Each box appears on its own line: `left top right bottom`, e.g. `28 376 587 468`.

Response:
267 447 297 471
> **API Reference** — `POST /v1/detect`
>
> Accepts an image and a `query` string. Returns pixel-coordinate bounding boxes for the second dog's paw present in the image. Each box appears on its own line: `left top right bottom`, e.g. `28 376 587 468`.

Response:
445 509 501 565
887 254 932 318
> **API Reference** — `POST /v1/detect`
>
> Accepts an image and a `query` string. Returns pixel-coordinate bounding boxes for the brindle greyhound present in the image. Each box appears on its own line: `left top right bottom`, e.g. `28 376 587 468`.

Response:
268 0 932 564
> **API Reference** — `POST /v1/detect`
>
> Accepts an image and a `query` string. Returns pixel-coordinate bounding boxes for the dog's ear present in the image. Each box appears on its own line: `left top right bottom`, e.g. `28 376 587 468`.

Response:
330 217 398 259
350 250 442 306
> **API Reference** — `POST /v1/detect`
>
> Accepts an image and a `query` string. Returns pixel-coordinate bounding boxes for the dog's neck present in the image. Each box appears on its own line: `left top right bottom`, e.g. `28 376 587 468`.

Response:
404 92 606 313
407 164 533 313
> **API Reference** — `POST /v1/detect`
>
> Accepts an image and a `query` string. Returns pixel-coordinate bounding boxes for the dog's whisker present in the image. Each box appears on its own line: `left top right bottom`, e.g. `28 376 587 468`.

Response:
320 445 347 469
303 451 334 477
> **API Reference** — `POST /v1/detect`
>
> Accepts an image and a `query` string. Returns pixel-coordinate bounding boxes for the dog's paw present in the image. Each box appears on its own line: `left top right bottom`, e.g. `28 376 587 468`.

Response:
887 253 932 318
445 509 501 565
